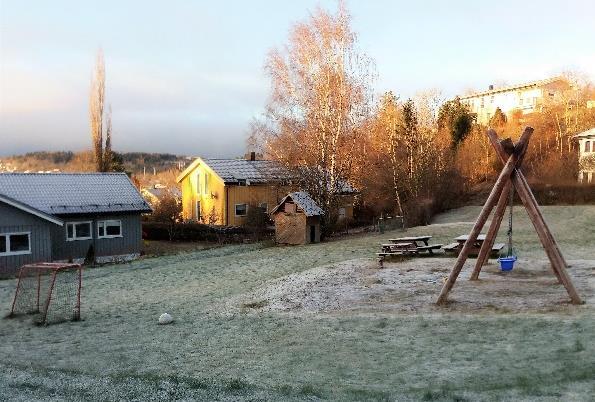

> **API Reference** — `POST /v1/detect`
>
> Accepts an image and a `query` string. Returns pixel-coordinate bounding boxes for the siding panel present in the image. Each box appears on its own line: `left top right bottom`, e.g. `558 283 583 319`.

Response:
0 202 54 278
51 213 143 261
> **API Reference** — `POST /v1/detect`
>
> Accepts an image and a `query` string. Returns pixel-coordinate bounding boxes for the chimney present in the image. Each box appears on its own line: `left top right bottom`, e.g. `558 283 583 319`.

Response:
249 151 256 161
488 84 494 90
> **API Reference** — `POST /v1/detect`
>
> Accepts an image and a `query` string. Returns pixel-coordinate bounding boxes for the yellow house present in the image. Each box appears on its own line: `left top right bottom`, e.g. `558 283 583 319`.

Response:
176 155 356 226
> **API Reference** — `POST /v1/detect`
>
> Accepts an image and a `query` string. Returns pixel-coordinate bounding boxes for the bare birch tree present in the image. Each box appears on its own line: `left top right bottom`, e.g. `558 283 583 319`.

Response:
255 1 374 233
374 92 405 218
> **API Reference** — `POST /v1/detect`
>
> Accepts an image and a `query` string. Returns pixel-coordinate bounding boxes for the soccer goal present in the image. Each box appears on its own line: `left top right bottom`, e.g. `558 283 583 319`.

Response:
9 262 82 325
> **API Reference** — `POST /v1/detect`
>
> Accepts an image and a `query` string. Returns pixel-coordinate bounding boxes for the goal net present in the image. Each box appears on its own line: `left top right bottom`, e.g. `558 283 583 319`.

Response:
9 263 82 325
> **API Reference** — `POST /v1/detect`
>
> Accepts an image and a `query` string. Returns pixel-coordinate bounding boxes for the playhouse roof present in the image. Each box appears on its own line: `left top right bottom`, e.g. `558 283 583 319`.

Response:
270 191 324 217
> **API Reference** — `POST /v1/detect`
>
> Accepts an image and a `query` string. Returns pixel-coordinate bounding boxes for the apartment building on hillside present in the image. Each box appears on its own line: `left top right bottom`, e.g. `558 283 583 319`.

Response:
574 128 595 183
460 77 571 124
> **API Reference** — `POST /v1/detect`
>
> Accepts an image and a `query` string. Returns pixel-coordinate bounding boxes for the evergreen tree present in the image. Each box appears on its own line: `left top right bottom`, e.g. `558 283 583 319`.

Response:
437 97 475 148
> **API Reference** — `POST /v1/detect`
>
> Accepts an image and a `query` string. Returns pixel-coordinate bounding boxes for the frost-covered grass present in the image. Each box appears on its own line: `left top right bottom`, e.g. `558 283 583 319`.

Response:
0 206 594 401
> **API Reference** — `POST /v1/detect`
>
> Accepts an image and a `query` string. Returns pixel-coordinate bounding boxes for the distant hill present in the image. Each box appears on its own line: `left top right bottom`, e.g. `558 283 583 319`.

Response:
0 151 190 175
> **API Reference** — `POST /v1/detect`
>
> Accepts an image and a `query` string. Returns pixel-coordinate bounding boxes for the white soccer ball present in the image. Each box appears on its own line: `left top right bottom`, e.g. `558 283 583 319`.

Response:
158 313 173 325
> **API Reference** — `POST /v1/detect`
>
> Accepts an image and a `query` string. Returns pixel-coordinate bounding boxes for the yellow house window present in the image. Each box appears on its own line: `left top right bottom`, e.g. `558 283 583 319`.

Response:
204 173 209 195
195 174 201 195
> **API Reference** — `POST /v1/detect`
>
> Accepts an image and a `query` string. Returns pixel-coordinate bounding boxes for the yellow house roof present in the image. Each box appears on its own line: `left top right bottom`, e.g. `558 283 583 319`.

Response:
177 157 291 184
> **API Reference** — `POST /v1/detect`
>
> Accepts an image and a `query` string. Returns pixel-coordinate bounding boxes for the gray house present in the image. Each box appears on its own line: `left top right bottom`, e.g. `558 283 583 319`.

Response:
0 173 151 278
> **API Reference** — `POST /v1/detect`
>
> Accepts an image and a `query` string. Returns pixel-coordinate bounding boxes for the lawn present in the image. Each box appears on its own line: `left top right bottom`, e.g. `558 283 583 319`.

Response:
0 206 594 401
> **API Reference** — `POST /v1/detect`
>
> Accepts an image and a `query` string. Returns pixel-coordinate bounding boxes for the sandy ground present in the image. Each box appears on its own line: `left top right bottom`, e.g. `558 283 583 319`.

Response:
217 257 594 316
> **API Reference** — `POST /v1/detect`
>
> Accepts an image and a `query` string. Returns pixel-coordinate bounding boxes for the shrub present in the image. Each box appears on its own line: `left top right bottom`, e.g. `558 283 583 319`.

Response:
142 222 273 243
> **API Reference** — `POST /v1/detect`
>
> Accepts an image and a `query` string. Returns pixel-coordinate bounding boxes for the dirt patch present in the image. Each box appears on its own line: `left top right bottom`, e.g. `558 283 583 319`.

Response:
215 257 594 315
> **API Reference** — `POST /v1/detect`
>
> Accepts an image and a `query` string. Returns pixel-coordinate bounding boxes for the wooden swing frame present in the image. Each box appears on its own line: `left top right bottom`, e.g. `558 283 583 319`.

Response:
436 127 583 305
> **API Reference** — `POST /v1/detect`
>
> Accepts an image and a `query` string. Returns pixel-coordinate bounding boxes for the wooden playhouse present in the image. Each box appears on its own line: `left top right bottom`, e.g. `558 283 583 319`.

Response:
270 192 323 245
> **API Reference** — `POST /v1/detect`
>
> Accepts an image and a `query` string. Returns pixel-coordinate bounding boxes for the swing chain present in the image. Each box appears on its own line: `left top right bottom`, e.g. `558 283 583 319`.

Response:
507 184 514 257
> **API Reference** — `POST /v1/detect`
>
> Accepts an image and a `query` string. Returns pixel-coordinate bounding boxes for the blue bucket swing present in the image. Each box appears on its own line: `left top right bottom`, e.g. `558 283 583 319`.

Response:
498 185 517 271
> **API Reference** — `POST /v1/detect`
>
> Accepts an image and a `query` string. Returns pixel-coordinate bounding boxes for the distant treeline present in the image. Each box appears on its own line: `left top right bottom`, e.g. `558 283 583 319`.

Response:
2 151 187 174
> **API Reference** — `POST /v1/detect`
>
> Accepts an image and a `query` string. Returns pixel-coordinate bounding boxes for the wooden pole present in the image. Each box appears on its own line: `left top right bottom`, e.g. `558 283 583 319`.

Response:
486 129 582 304
436 154 520 304
436 128 533 305
471 133 533 280
470 178 511 280
518 172 570 270
487 130 566 279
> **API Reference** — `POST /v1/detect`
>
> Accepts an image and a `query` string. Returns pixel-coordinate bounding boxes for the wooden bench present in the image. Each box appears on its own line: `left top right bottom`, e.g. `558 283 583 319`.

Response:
443 242 459 252
380 242 415 251
415 244 443 254
492 243 505 252
381 242 414 248
443 242 506 257
377 251 415 268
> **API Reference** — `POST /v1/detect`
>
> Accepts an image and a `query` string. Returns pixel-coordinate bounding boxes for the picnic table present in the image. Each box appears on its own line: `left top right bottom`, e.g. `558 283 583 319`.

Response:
443 234 504 257
377 235 443 267
388 235 432 247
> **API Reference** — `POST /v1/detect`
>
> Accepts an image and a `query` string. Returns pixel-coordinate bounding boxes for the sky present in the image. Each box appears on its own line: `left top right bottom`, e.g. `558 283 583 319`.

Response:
1 0 594 158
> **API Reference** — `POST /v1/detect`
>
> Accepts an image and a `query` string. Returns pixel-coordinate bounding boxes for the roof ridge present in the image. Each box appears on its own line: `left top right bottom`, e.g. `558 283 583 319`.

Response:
0 172 127 175
459 76 566 99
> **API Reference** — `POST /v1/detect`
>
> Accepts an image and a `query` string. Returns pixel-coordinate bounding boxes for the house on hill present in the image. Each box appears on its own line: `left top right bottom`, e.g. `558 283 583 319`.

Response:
574 128 595 183
176 154 356 226
270 192 323 245
141 184 182 207
459 77 571 124
0 173 151 277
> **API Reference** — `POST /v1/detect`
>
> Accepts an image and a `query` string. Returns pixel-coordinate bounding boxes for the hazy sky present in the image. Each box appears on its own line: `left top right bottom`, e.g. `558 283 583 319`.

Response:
1 0 594 158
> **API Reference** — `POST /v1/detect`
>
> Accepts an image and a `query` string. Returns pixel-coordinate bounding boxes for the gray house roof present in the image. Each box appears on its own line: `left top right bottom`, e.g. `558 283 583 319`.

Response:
270 191 324 217
0 173 151 215
0 193 64 225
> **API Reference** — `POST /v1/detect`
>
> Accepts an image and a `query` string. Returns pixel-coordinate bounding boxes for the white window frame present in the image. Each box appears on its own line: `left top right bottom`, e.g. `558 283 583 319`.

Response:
195 173 201 195
235 203 248 217
195 200 201 222
97 220 123 239
66 221 93 241
0 232 32 256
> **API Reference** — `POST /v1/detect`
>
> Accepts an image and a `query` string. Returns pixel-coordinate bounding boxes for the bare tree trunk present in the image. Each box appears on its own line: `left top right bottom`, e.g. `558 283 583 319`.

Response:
89 49 105 172
104 106 112 171
392 165 404 218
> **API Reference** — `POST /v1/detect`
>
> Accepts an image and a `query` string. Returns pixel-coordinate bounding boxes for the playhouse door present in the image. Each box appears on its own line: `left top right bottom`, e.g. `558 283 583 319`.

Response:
310 225 316 243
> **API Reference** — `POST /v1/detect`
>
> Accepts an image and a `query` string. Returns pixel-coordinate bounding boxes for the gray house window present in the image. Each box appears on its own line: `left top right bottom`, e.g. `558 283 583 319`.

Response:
235 204 248 217
0 232 31 256
66 221 93 241
98 220 122 238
